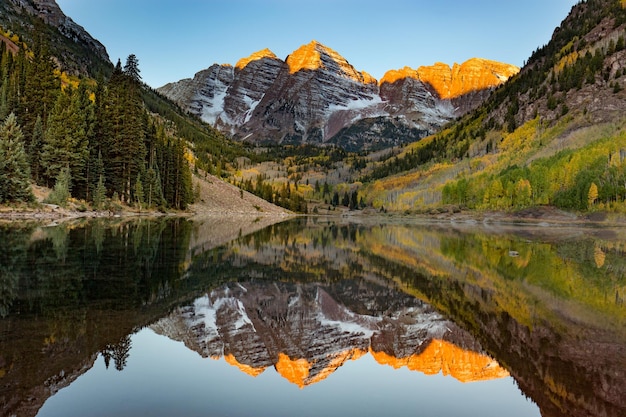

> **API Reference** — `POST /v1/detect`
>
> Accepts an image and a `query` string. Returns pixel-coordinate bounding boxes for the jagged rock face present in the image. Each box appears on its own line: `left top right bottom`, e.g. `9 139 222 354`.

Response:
225 50 286 130
379 58 520 119
150 280 508 387
158 51 287 135
158 41 518 151
6 0 109 63
379 67 454 129
241 41 381 145
0 0 110 76
159 64 234 127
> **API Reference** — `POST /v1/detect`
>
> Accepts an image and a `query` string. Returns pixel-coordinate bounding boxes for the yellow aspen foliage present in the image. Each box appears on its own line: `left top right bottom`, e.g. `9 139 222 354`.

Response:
588 182 599 207
514 179 532 207
554 51 579 74
609 151 622 167
594 246 606 268
184 149 195 164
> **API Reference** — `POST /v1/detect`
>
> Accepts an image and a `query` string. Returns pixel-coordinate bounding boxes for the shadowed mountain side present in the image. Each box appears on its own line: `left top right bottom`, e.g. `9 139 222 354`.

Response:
0 0 110 76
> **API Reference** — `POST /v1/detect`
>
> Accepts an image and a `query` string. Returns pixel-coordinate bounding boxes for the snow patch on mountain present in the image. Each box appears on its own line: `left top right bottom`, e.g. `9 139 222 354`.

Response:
198 80 229 125
158 41 518 150
327 95 385 114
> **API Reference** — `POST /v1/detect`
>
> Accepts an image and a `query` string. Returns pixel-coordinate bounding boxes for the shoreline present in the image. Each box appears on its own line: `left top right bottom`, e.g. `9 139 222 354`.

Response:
0 203 295 223
3 203 626 228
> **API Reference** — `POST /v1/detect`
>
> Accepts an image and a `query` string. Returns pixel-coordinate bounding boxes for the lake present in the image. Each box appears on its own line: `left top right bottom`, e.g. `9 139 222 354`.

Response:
1 216 624 417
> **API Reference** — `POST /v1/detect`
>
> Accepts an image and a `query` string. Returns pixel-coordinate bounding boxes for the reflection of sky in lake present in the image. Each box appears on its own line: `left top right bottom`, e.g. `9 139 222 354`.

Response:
37 328 539 417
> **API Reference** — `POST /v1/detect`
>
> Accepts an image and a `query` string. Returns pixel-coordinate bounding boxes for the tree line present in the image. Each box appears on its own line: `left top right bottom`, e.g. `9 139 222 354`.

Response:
0 37 193 210
442 131 626 212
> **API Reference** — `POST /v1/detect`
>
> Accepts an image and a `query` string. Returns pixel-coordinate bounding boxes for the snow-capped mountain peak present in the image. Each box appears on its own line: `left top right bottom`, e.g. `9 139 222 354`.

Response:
158 41 518 151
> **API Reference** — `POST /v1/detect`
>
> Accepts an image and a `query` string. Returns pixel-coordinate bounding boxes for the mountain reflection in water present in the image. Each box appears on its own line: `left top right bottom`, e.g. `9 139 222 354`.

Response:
0 217 624 417
150 281 508 388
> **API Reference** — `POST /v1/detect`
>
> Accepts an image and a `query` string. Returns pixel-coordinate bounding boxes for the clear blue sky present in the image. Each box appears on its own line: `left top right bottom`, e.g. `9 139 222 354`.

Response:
56 0 579 88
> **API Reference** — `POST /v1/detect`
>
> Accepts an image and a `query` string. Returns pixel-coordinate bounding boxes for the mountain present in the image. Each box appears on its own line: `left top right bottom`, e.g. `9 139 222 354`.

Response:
0 0 110 77
1 0 279 214
158 41 518 151
361 0 626 214
150 280 508 387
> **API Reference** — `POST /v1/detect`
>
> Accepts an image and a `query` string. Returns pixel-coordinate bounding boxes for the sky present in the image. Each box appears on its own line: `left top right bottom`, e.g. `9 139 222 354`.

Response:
55 0 580 89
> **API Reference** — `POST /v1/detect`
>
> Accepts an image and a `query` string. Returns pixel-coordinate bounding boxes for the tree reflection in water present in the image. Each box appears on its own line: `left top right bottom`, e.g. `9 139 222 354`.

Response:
0 217 624 417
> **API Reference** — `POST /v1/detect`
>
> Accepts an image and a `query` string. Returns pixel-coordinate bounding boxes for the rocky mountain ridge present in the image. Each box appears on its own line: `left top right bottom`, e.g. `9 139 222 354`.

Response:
158 40 518 151
150 280 508 387
0 0 110 76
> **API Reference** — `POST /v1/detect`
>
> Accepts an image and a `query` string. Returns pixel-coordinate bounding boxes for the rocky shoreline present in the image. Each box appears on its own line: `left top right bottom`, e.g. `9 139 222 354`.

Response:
0 172 294 222
3 202 626 228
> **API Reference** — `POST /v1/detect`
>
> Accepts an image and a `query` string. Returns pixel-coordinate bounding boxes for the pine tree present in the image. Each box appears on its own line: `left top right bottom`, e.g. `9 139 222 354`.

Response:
29 115 44 183
21 31 59 140
350 190 359 210
46 166 71 207
123 54 141 83
90 151 105 202
0 113 33 203
41 88 90 194
134 172 144 210
74 81 96 200
92 174 107 210
102 58 146 203
342 192 350 207
89 83 107 197
144 167 164 209
0 74 9 121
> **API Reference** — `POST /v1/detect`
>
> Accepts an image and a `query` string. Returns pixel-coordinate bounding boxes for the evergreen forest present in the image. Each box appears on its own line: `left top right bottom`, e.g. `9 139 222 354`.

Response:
0 35 194 211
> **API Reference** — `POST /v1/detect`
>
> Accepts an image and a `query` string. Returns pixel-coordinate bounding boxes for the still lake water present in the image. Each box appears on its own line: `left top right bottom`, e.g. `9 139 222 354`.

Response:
1 217 624 417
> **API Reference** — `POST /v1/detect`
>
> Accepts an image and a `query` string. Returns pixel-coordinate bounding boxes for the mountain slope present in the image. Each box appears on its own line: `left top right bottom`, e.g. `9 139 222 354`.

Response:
191 170 291 216
0 0 296 214
0 0 110 77
361 0 626 214
158 41 518 151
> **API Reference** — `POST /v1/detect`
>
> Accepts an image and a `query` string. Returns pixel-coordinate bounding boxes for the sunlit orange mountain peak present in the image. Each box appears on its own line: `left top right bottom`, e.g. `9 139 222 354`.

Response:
370 340 509 383
286 40 322 73
417 58 520 99
235 48 278 70
285 40 376 84
380 58 518 100
224 353 267 377
379 66 420 85
274 349 367 388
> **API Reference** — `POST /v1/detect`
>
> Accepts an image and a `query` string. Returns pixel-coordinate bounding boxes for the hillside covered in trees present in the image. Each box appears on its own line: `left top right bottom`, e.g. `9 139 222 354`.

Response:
354 0 626 214
5 0 626 218
0 37 196 211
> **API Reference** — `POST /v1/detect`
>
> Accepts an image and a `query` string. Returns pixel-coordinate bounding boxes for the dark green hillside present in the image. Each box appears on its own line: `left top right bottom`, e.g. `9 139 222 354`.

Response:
0 5 249 212
141 87 250 174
